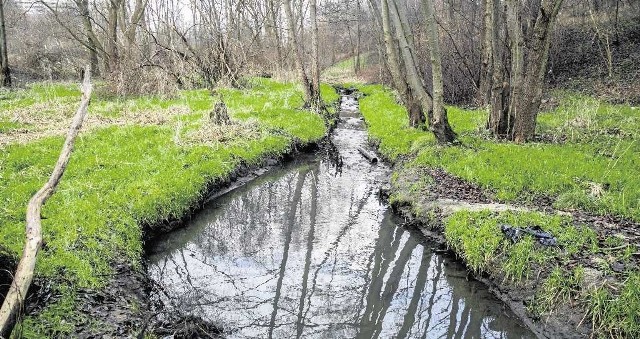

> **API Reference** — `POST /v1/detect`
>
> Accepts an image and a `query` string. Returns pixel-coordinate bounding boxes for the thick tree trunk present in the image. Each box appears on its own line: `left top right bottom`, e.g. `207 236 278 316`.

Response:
512 0 563 142
0 67 92 338
489 0 512 137
0 0 11 87
421 0 457 143
489 0 563 142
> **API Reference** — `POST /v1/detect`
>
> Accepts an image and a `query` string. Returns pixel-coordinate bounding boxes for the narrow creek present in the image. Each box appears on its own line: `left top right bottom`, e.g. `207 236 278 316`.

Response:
148 93 535 338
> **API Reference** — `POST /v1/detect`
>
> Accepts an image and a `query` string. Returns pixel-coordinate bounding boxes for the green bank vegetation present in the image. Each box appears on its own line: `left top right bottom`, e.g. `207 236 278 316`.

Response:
0 78 337 336
356 84 640 337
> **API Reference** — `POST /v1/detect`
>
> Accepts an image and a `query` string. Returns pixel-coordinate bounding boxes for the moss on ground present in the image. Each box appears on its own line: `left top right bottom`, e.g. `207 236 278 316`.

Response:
0 78 338 337
356 83 640 338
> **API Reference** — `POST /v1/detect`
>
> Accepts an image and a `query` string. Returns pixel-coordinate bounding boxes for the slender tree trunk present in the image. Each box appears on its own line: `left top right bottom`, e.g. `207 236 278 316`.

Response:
506 0 525 140
75 0 101 76
477 0 494 106
310 0 321 108
0 67 92 338
267 0 282 72
354 0 361 74
0 0 11 87
283 0 314 107
389 0 429 127
421 0 457 143
106 0 121 73
379 0 418 120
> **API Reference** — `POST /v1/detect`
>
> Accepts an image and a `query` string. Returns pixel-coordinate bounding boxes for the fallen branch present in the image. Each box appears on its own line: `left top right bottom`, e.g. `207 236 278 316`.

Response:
357 147 378 164
0 67 92 338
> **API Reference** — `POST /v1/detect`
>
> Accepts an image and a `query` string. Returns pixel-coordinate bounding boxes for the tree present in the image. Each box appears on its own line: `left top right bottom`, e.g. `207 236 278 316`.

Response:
283 0 321 109
380 0 456 143
0 0 10 87
489 0 564 142
421 0 457 142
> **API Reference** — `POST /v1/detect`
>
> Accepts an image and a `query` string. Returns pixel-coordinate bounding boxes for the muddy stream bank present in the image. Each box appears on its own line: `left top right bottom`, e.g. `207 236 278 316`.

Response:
147 93 535 338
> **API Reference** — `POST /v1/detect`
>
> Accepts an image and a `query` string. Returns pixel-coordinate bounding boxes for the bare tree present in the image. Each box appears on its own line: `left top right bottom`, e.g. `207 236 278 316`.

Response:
489 0 564 142
477 0 494 106
0 0 10 87
283 0 320 108
421 0 457 142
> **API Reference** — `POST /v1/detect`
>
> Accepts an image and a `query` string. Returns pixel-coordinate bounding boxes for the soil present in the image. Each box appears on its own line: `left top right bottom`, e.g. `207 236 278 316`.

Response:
388 162 639 339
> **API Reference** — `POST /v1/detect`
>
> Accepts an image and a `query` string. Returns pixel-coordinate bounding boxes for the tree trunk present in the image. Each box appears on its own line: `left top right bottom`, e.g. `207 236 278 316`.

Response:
310 0 322 108
106 0 121 74
0 0 11 87
489 0 512 137
75 0 101 76
0 67 92 338
283 0 314 107
421 0 457 143
489 0 563 142
477 0 494 106
267 0 282 72
354 0 361 74
389 0 429 127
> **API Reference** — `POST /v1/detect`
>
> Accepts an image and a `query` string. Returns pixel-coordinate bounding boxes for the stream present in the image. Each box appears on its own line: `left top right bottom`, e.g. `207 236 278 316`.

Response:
148 93 535 338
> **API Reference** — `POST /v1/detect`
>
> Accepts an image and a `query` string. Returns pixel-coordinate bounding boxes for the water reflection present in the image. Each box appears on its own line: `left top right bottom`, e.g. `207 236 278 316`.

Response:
148 95 534 338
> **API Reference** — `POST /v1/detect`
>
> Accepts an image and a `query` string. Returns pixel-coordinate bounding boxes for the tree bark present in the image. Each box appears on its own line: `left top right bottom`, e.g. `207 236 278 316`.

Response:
0 0 11 87
0 67 93 338
477 0 494 106
489 0 511 137
309 0 321 108
283 0 315 108
421 0 457 143
106 0 122 74
389 0 429 127
489 0 563 142
74 0 101 76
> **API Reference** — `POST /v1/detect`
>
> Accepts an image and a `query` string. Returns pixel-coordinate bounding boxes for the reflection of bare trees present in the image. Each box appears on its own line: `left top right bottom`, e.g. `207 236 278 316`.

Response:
268 168 309 339
150 160 532 338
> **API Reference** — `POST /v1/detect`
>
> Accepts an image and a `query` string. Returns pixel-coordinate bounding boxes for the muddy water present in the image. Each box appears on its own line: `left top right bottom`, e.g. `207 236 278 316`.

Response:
148 94 535 338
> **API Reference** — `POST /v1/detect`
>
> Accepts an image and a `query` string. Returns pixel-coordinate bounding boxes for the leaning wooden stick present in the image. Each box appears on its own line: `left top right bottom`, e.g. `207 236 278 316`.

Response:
0 66 92 338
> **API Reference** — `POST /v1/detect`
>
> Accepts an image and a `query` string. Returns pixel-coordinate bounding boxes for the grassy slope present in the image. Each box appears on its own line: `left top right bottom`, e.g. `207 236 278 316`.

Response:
357 84 640 337
0 78 337 336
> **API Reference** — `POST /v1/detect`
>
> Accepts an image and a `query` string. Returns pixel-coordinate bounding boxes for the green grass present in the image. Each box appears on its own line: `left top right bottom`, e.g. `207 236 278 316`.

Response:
0 78 337 336
586 272 640 338
444 210 596 281
357 84 640 222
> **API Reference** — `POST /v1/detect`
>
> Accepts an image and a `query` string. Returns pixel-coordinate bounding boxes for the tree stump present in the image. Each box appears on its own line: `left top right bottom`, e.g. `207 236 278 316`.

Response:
209 95 230 125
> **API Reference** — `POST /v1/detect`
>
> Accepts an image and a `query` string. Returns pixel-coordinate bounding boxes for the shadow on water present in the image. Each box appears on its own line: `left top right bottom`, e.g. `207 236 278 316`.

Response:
148 94 535 338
